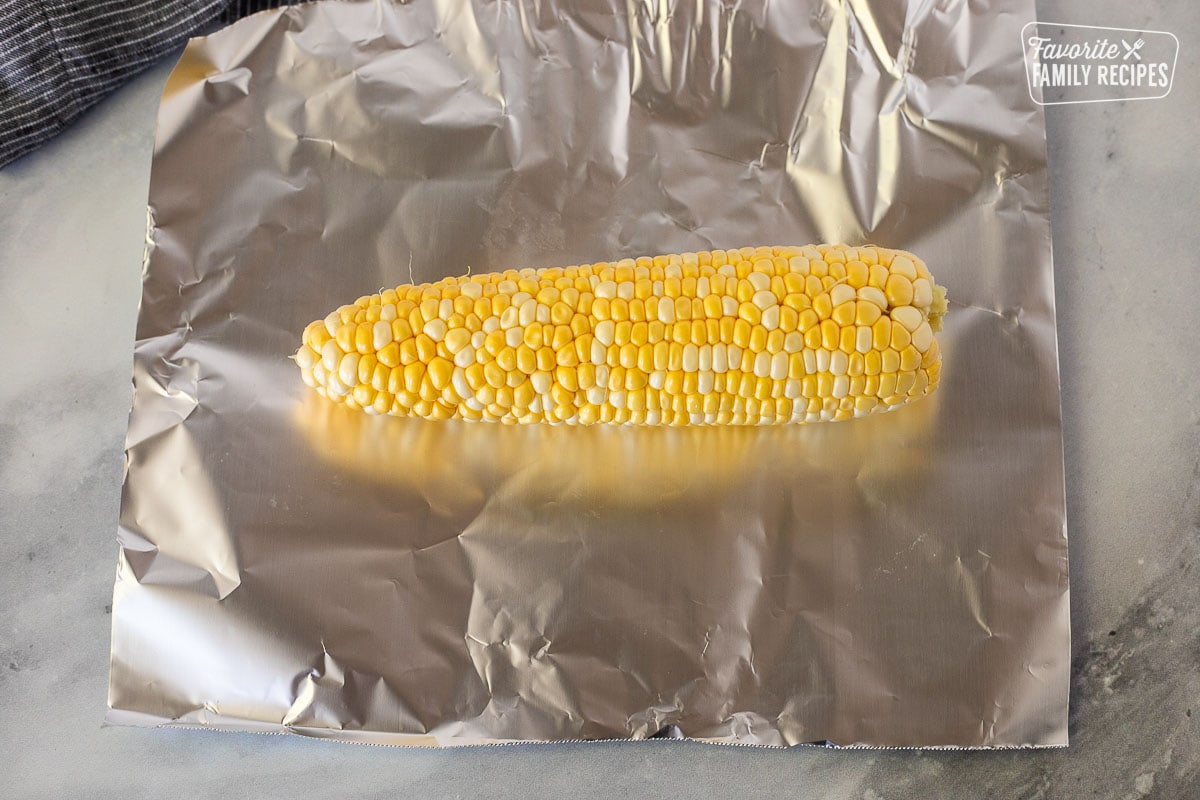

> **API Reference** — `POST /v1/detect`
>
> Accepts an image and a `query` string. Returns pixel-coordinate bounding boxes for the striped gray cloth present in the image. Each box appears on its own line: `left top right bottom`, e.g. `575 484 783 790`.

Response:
0 1 289 168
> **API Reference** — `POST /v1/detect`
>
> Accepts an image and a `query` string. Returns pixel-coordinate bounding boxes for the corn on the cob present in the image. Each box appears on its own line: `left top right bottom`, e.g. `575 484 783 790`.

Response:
294 244 947 425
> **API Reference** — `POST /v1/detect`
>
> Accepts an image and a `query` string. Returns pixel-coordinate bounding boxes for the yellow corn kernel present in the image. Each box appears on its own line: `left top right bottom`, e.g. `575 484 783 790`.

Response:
427 357 453 390
732 319 752 348
516 345 537 373
855 301 881 326
820 319 840 351
483 361 506 389
881 348 900 374
402 362 424 394
749 325 768 352
832 301 856 327
868 264 889 288
511 379 534 408
886 274 914 307
812 293 833 320
414 334 437 363
839 325 856 354
872 317 891 350
637 344 655 373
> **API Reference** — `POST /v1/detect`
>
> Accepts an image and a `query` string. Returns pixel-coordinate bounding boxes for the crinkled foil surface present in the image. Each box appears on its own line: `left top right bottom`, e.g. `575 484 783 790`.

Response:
108 0 1069 747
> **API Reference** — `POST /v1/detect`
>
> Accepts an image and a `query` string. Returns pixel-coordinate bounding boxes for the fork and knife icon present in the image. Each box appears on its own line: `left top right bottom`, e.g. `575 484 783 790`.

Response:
1121 38 1145 61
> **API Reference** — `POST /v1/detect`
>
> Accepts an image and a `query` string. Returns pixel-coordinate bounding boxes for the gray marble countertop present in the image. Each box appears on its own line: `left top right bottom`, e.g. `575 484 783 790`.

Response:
2 1 1197 796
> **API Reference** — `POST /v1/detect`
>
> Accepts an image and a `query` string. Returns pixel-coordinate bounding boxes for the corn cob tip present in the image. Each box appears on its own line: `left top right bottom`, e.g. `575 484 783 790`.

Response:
929 284 948 332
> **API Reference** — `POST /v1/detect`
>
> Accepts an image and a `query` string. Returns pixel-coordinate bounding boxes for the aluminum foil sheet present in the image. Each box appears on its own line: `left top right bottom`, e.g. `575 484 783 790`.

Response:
108 0 1069 747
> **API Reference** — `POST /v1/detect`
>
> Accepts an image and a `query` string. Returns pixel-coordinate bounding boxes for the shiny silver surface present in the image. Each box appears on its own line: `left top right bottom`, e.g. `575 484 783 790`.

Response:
108 0 1067 747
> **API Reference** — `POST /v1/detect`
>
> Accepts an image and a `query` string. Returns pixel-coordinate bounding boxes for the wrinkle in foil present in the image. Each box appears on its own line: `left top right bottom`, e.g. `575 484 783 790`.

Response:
108 0 1069 747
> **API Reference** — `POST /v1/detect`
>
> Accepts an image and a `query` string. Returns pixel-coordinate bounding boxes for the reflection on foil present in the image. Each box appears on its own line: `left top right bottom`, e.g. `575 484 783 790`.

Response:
291 390 940 512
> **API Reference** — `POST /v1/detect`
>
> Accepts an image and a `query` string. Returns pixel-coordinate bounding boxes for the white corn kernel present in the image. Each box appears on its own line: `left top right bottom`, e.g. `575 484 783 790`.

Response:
338 353 360 387
324 312 341 337
912 321 933 351
752 290 776 310
682 344 699 372
830 284 856 306
518 299 537 326
326 374 350 397
373 320 393 350
890 256 918 279
892 305 922 332
454 346 475 368
858 286 887 308
747 271 771 291
830 351 848 376
912 278 932 307
591 339 607 365
424 319 447 342
856 326 873 354
770 351 788 380
321 340 342 371
452 369 471 400
595 320 615 346
295 345 319 369
712 344 727 373
754 351 771 378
